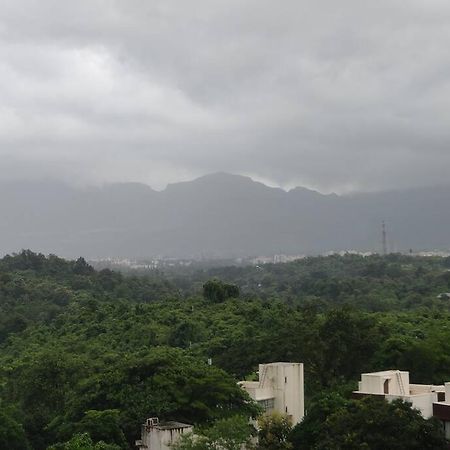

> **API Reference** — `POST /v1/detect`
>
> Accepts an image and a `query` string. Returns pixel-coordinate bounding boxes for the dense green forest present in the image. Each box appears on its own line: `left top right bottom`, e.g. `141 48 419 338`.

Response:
1 251 449 449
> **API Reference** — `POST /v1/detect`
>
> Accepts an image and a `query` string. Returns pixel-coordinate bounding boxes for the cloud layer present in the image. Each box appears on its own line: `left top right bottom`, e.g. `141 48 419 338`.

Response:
1 0 450 192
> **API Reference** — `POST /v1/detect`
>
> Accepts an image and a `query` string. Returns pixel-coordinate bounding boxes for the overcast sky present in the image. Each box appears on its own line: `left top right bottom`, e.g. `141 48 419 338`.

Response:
1 0 450 193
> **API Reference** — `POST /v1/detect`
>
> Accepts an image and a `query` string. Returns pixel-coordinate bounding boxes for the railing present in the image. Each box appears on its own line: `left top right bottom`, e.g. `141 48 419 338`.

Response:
396 371 406 396
259 365 268 388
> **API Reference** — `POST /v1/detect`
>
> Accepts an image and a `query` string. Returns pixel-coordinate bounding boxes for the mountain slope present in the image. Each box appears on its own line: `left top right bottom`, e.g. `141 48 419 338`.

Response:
1 173 449 258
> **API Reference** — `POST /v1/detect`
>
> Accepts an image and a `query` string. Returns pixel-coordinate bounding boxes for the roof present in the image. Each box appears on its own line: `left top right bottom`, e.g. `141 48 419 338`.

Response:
254 395 276 401
262 362 303 367
154 421 192 430
361 370 408 377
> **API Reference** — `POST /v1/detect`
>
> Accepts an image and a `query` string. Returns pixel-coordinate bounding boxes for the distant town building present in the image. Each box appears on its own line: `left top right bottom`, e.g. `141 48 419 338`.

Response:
135 417 192 450
239 362 305 425
353 370 450 439
250 255 306 265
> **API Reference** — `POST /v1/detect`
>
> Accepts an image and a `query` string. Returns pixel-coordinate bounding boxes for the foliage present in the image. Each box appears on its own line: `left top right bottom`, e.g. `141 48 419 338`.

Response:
0 408 30 450
47 433 121 450
257 413 293 450
174 416 255 450
172 433 209 450
177 253 450 312
203 279 240 303
50 410 128 449
288 392 349 449
321 397 447 449
3 345 256 448
291 396 447 450
1 251 450 449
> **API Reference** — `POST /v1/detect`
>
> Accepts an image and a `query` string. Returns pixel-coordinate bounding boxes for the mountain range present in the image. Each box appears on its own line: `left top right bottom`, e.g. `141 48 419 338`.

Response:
1 172 450 259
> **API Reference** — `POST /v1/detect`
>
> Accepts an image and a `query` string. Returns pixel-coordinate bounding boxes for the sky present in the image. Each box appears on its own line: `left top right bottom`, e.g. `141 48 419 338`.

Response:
1 0 450 194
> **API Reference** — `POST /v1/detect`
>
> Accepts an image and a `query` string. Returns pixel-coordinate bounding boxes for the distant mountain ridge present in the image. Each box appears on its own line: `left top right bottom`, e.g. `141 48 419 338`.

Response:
1 173 450 258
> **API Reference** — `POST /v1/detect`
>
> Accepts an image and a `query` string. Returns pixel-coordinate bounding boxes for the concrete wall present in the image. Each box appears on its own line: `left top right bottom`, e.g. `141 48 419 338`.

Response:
275 363 304 425
355 371 450 421
386 393 437 419
145 428 190 450
445 421 450 440
241 362 305 426
138 421 193 450
360 371 409 396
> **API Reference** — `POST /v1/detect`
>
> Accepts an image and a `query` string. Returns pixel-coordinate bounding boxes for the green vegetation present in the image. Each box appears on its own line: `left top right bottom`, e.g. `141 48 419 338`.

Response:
258 413 293 450
203 279 240 303
169 253 450 312
0 406 31 450
289 395 447 449
48 433 121 450
0 250 449 448
174 416 255 450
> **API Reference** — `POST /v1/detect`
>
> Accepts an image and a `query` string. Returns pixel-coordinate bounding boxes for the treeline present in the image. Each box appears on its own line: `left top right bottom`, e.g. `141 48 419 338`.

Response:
0 250 177 343
0 251 449 449
168 253 450 311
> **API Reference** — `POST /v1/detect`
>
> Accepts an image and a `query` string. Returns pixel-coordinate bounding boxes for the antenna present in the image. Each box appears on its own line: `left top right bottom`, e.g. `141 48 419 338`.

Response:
382 221 387 256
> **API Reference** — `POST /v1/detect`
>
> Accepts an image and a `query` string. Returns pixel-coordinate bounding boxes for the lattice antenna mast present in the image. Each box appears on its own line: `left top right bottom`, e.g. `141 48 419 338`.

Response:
382 221 387 256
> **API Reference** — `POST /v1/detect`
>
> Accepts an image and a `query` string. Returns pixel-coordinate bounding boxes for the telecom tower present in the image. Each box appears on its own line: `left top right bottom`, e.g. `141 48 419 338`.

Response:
382 221 387 255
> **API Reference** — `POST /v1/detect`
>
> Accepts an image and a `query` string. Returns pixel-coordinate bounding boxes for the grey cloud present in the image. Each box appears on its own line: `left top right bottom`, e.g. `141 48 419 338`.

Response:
1 0 450 192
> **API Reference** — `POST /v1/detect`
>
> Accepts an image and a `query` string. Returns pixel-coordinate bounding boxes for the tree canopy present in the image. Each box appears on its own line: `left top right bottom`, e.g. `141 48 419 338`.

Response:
0 251 449 449
290 396 447 450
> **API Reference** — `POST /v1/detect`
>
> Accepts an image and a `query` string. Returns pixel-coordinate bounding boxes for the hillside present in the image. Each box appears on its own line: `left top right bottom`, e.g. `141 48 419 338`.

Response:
1 173 450 258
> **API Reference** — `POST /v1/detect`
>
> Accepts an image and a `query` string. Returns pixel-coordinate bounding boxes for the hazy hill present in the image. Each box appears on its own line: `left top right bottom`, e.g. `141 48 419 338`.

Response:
1 173 450 258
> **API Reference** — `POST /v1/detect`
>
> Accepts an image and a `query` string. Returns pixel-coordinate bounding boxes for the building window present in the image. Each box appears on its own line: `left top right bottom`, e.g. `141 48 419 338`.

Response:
258 398 275 411
285 376 288 383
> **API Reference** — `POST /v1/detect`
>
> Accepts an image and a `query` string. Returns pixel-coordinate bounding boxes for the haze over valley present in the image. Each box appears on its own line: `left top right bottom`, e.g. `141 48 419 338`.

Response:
2 172 450 259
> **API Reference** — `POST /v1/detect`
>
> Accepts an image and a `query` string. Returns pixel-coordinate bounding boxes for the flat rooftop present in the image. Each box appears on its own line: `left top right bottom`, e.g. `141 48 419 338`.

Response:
361 370 407 376
262 362 303 366
154 422 192 430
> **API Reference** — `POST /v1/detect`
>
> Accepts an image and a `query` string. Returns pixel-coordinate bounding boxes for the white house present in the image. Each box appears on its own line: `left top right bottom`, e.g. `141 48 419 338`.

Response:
135 417 193 450
353 369 450 438
239 362 305 425
433 382 450 440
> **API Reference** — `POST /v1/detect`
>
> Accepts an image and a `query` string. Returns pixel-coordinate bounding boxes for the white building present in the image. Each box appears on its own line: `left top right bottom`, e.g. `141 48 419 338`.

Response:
239 362 305 425
433 382 450 440
353 370 447 420
135 417 193 450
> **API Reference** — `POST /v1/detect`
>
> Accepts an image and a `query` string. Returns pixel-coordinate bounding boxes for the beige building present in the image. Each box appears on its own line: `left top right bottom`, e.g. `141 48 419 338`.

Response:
433 382 450 440
353 370 446 419
135 417 192 450
239 362 305 425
